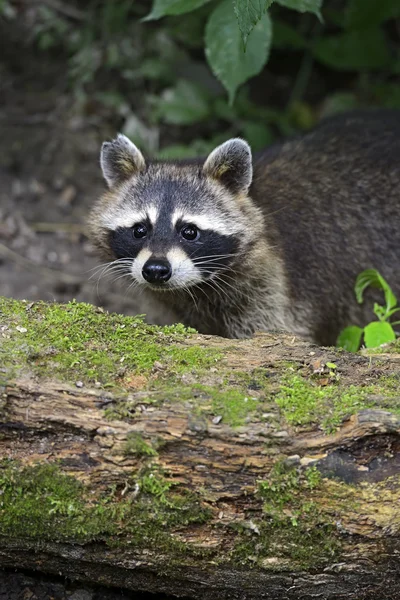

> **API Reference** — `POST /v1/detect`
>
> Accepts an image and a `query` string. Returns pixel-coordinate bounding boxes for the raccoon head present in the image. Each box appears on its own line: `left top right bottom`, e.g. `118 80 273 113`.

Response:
89 133 262 292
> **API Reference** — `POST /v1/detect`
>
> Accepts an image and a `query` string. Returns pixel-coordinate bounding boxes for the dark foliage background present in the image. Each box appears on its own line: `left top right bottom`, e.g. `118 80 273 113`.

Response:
0 0 399 316
2 0 400 155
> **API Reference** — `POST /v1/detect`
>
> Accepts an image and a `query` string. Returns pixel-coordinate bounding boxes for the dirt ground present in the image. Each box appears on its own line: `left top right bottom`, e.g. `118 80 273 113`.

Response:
0 21 170 325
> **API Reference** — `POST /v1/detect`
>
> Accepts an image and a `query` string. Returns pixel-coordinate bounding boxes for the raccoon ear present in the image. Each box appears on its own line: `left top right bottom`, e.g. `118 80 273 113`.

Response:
100 134 146 188
203 138 252 194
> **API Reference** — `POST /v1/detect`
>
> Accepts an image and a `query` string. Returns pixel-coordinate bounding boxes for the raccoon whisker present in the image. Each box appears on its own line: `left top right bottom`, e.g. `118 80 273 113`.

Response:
200 278 228 304
86 261 122 276
191 253 240 263
125 279 145 299
89 264 111 281
92 266 130 289
87 258 133 274
209 271 245 284
196 267 240 282
88 260 132 280
180 285 199 312
92 262 133 297
110 273 133 285
196 264 237 273
193 262 237 270
195 280 221 303
192 252 239 260
97 265 131 277
209 274 254 304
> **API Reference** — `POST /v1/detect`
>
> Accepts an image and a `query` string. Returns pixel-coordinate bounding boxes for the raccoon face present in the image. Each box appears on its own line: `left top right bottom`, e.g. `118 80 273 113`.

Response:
91 134 256 291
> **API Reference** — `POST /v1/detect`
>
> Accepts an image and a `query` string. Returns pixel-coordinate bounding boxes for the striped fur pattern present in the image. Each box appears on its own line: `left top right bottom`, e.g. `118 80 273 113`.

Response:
88 110 400 344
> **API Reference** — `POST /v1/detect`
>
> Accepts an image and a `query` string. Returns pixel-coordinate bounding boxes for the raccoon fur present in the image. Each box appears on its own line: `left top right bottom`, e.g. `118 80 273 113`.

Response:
88 109 400 345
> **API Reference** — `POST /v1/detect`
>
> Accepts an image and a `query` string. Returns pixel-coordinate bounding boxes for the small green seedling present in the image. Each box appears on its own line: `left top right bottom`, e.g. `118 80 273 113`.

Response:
337 269 399 352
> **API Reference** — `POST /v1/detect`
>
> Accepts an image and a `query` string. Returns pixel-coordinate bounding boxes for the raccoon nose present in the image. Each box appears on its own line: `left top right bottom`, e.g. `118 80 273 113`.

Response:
142 258 172 284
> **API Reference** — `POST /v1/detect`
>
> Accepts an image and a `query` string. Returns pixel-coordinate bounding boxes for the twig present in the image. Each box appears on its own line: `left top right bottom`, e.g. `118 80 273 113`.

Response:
31 222 86 234
0 242 81 284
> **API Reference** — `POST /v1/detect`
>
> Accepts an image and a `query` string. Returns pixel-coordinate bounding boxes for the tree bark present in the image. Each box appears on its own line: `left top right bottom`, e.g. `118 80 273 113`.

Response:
0 299 399 599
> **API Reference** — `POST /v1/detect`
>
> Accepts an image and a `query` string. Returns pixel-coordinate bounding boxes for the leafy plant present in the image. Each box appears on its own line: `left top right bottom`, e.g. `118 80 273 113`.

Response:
147 0 323 103
337 269 399 352
5 0 400 157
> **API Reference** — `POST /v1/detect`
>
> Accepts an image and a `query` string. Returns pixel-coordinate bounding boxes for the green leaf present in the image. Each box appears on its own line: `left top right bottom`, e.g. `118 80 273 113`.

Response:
154 79 211 125
373 302 387 322
205 0 272 104
336 326 363 353
363 322 396 348
144 0 212 20
355 269 397 313
312 28 391 71
276 0 322 19
233 0 275 46
346 0 400 30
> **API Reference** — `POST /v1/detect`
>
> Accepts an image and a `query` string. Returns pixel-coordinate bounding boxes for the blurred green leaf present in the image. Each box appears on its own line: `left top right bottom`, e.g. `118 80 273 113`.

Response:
320 92 360 118
241 121 273 150
346 0 400 30
157 135 228 159
355 269 397 313
233 0 275 46
287 101 316 129
372 84 400 110
144 0 212 20
321 8 345 27
276 0 322 18
154 79 211 125
313 28 391 71
206 0 272 104
272 20 307 49
166 5 210 48
336 326 363 352
363 322 396 348
0 0 16 18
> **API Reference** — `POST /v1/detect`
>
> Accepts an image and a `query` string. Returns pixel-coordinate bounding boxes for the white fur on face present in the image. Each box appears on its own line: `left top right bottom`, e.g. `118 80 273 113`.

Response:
171 210 240 236
130 248 152 283
130 247 201 288
167 247 202 288
101 207 147 230
101 204 159 231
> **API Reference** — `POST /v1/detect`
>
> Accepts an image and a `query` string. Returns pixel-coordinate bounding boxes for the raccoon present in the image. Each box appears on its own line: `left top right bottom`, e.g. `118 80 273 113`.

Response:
88 110 400 345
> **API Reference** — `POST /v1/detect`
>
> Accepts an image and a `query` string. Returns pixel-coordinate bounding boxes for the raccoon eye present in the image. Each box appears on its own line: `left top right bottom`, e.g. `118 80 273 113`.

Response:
180 224 199 241
132 223 148 239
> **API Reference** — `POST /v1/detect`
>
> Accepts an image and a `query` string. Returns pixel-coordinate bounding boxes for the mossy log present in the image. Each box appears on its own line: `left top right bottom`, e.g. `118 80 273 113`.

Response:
0 297 399 600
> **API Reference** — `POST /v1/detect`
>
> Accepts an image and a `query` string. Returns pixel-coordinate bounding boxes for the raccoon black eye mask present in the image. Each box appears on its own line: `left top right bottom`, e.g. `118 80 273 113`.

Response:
88 109 400 345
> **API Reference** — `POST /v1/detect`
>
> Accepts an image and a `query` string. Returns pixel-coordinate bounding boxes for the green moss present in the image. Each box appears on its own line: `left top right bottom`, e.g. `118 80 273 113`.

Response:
0 461 211 554
122 433 158 457
204 384 260 426
231 462 340 568
0 462 113 542
365 337 400 354
106 381 261 427
275 374 400 431
0 297 218 385
258 463 321 513
231 462 399 569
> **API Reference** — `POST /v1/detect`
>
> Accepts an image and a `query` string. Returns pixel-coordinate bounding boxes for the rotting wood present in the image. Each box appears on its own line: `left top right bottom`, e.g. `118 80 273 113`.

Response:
0 298 399 600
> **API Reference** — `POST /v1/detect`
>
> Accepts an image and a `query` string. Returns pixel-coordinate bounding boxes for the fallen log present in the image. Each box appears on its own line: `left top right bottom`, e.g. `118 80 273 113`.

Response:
0 296 399 600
